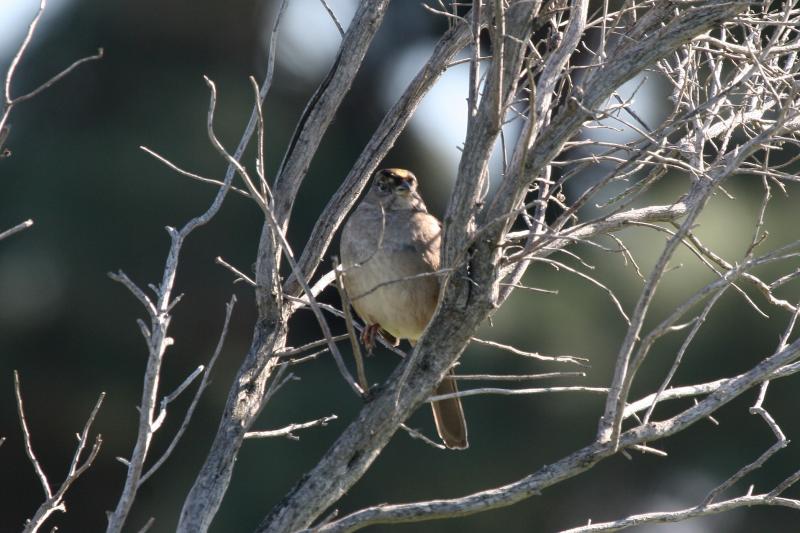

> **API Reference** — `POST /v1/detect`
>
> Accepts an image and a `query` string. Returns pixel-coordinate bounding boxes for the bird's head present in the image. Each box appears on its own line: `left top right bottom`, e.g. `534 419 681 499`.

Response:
365 168 426 211
375 168 417 196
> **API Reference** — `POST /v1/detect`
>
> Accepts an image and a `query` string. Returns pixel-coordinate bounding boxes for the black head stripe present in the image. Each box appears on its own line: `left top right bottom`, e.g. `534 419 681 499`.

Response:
376 168 417 193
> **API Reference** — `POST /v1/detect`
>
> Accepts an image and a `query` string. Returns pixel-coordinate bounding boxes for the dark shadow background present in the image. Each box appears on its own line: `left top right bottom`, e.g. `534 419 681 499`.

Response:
1 1 799 532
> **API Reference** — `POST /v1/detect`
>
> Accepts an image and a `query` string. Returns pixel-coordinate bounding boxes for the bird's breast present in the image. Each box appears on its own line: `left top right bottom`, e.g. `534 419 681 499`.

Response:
340 210 440 341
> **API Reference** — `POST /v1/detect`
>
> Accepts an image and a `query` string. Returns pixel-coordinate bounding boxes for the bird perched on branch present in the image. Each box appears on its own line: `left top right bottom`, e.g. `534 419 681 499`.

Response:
340 168 468 450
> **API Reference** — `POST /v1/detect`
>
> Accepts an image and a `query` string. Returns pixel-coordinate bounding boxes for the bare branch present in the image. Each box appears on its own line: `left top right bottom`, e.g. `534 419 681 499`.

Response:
151 365 205 432
470 337 589 366
1 0 102 151
0 219 34 241
287 4 488 294
702 441 787 507
534 257 630 324
453 371 586 381
333 258 369 392
318 0 345 37
141 146 251 199
215 256 256 286
14 371 52 501
139 296 237 487
305 332 800 532
106 49 249 532
272 0 391 226
204 77 364 397
11 48 104 106
399 424 447 450
277 334 350 359
427 385 607 403
177 4 392 529
16 371 104 533
559 495 800 533
74 1 800 531
245 415 338 440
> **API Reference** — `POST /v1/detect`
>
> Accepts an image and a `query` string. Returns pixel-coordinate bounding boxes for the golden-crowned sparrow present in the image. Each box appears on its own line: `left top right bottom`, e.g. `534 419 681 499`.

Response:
340 168 468 449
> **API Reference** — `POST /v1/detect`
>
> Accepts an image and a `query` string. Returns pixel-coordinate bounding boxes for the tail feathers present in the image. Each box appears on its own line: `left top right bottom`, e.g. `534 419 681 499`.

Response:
430 370 468 450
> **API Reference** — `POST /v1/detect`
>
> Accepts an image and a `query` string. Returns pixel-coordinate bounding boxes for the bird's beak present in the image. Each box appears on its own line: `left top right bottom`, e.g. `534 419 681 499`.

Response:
395 180 411 194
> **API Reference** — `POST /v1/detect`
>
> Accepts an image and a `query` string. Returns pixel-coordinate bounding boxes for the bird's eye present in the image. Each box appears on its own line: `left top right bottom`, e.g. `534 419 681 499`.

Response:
377 181 389 192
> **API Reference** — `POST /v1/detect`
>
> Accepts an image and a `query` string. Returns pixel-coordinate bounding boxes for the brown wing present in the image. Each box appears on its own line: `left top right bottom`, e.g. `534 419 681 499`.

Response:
407 211 442 272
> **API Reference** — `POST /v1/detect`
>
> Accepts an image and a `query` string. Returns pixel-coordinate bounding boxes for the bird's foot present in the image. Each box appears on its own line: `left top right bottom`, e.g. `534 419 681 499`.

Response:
361 323 380 355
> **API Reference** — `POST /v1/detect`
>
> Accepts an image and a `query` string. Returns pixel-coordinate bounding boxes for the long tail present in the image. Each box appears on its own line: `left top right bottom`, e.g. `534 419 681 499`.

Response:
430 369 468 449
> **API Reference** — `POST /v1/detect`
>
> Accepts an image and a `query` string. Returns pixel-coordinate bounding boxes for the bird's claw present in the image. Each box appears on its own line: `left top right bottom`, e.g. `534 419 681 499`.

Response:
361 323 380 356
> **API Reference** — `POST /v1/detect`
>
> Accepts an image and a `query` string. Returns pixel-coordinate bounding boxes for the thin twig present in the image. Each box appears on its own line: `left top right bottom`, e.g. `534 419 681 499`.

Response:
151 365 205 432
428 385 608 403
399 424 447 450
559 495 800 532
11 48 104 106
16 373 105 533
245 415 338 440
206 77 364 397
534 257 630 324
15 371 51 500
701 440 787 506
215 256 256 286
0 219 34 241
278 334 350 358
333 257 369 392
318 0 345 36
471 337 589 366
139 295 237 485
453 372 586 381
141 146 251 198
1 0 102 140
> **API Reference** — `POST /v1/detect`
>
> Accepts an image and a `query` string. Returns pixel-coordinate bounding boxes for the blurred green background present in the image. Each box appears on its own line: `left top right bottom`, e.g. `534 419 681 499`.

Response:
1 1 799 532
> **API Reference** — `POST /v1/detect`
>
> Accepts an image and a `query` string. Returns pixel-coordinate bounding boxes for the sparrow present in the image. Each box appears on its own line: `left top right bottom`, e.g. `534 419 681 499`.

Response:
339 168 468 449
